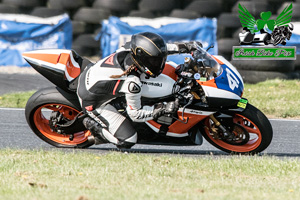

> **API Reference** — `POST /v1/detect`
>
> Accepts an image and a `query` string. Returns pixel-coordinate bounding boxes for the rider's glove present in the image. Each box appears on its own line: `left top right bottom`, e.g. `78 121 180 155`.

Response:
177 41 203 53
152 101 179 120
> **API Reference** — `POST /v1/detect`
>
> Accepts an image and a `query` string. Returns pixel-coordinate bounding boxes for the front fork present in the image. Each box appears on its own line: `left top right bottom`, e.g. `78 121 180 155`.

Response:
209 115 230 138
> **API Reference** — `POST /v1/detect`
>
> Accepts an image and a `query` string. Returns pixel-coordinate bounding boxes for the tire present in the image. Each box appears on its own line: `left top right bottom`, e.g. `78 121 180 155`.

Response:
0 4 19 13
93 0 137 12
169 9 199 19
31 7 66 18
72 21 87 35
217 13 241 38
3 0 45 7
237 70 300 84
73 7 110 24
201 104 273 154
231 60 295 72
25 87 93 148
72 45 99 57
295 55 300 70
48 0 86 10
128 10 156 18
218 38 240 53
232 1 270 17
218 38 239 61
73 34 99 48
184 0 222 17
138 0 179 11
217 13 240 29
72 33 100 56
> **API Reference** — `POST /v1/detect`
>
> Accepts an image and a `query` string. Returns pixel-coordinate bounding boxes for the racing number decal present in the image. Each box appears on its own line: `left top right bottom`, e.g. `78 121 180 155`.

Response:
226 68 239 90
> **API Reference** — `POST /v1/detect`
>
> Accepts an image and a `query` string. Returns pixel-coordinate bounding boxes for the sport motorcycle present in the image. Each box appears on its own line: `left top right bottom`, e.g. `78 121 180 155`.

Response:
23 44 273 154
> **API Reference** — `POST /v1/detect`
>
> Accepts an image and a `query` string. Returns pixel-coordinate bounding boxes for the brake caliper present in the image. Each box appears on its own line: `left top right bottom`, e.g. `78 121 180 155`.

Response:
49 111 65 135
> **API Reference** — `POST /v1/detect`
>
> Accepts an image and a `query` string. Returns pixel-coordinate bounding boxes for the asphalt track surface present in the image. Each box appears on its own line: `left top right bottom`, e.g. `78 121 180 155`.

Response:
0 73 51 95
0 108 300 157
0 72 300 156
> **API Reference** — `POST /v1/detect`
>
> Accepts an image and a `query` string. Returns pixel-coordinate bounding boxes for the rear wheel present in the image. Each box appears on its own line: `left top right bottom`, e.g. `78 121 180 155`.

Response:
201 104 273 154
25 87 93 148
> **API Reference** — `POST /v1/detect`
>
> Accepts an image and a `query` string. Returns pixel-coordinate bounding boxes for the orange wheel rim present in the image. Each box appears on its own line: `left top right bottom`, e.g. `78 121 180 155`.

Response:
33 104 91 145
204 114 262 152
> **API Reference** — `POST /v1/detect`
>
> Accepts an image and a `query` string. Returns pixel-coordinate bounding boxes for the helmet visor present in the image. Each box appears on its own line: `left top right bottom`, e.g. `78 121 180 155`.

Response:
139 54 166 77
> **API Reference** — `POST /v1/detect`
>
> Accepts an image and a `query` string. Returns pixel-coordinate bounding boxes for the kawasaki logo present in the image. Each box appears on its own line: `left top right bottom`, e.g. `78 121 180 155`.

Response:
141 81 162 87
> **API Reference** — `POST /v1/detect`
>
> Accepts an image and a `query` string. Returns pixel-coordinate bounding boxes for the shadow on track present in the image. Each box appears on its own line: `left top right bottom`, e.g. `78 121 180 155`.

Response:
86 147 228 156
62 147 300 157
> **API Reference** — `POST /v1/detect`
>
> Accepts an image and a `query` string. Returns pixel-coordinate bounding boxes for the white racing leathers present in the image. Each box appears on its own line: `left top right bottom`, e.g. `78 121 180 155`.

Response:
120 74 154 122
77 51 155 146
77 43 187 146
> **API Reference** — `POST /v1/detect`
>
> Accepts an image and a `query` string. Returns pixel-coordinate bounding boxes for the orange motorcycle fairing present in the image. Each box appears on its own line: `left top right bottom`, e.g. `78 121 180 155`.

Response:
146 109 215 137
23 49 81 82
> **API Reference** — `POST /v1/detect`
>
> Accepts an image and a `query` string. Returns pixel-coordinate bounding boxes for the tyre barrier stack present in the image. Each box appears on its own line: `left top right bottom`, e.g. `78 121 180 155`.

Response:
231 60 299 84
0 0 298 83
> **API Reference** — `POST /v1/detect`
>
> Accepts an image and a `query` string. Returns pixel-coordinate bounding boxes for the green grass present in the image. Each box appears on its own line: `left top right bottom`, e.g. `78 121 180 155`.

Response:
0 91 35 108
243 79 300 118
0 149 299 200
0 79 300 118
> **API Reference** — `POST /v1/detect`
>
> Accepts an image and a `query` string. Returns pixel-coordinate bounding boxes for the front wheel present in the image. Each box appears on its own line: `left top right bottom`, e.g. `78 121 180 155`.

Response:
201 104 273 154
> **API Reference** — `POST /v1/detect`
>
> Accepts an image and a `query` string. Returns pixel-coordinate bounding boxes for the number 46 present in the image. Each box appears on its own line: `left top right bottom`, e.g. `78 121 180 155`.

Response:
226 68 239 90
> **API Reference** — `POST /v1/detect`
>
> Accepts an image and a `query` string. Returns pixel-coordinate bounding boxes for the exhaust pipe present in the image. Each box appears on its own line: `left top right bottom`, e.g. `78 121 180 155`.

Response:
87 135 106 145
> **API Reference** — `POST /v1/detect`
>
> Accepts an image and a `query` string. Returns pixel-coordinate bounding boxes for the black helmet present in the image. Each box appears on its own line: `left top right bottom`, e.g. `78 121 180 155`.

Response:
130 32 167 78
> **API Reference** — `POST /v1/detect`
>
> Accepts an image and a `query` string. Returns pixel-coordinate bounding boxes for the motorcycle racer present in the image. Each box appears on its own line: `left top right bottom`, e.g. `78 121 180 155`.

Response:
77 32 201 148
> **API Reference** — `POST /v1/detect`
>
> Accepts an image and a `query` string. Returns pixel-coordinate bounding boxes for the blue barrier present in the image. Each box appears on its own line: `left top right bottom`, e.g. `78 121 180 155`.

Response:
0 14 72 67
98 16 217 64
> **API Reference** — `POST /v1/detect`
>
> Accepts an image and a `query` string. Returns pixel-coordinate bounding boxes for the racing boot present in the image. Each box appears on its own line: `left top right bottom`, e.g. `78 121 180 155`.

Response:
83 117 109 144
83 104 137 149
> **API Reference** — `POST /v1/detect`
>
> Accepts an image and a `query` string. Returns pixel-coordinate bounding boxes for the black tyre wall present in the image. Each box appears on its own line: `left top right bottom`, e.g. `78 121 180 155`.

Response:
184 0 222 17
218 38 240 61
232 1 270 17
3 0 46 7
138 0 179 11
169 9 199 19
93 0 137 12
295 55 300 70
128 10 155 18
48 0 86 10
231 60 295 72
0 4 19 13
238 70 300 84
73 7 110 24
217 13 240 38
31 7 66 18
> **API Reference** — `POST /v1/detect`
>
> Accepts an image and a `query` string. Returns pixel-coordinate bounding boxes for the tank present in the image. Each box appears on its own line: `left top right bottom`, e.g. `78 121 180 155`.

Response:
140 62 178 98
